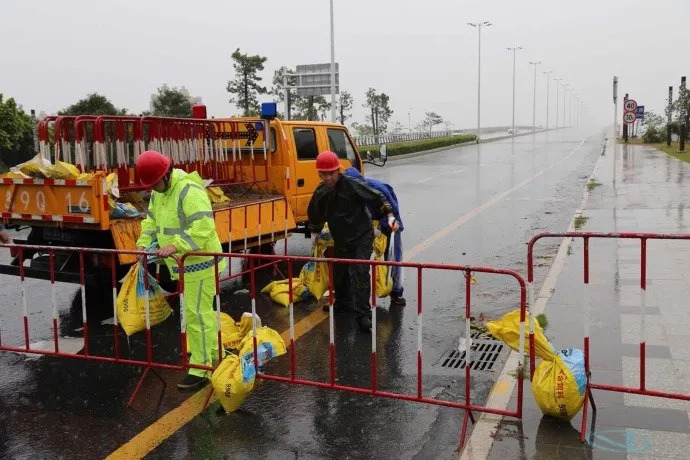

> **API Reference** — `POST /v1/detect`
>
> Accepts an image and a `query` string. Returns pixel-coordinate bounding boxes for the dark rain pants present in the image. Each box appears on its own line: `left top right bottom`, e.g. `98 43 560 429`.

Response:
332 231 374 320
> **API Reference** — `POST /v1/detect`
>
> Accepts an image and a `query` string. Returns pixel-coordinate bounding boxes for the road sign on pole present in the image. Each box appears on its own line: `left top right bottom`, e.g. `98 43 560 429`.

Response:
624 99 638 113
623 111 636 123
636 105 645 119
292 63 340 97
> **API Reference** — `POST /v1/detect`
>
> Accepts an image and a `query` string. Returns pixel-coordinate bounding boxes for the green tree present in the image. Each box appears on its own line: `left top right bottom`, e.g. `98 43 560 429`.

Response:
424 111 444 132
59 93 126 116
226 48 268 116
363 88 393 135
0 94 35 170
294 95 330 121
351 122 375 136
151 85 193 117
338 91 353 125
271 66 300 119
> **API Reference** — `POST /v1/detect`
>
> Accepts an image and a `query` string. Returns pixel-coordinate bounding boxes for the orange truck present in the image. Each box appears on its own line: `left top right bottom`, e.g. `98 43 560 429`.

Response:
0 103 387 287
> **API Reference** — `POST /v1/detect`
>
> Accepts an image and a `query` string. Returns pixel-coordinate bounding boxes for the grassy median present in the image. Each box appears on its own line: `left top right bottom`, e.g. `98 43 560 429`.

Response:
358 134 477 157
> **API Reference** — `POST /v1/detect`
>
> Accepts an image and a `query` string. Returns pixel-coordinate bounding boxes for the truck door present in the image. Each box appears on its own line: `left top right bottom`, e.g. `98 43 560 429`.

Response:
291 125 324 222
325 127 362 172
291 125 363 223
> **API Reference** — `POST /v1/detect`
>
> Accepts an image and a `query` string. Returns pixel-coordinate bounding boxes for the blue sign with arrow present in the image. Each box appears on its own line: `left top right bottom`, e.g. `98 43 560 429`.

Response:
636 105 645 119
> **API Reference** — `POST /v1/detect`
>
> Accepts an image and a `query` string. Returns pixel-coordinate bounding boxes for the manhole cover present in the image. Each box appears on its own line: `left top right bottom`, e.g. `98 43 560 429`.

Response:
434 332 508 374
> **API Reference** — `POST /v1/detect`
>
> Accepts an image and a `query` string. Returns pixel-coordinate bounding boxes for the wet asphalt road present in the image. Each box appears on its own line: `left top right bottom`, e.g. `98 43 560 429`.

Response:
0 127 606 459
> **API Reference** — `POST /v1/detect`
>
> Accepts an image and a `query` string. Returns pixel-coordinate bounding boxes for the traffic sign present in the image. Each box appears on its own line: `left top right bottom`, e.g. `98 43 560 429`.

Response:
624 99 638 113
623 111 636 123
636 105 645 119
292 63 340 97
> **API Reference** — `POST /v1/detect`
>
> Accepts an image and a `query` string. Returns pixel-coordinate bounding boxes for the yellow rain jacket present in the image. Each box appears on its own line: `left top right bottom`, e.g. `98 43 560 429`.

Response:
136 169 227 280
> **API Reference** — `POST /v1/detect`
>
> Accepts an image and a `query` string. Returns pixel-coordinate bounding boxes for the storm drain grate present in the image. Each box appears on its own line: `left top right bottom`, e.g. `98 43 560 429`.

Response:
439 337 505 372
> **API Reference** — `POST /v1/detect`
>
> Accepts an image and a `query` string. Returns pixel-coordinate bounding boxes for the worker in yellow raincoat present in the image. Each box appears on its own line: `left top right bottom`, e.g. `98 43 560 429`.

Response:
135 150 227 390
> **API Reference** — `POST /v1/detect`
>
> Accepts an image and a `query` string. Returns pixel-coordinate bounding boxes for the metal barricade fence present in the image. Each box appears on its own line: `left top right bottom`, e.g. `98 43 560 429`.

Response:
527 232 690 443
182 250 528 449
0 243 527 448
0 244 198 406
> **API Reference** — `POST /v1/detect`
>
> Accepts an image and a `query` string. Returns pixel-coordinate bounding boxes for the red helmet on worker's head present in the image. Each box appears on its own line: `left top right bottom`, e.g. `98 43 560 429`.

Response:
315 151 340 172
136 151 172 188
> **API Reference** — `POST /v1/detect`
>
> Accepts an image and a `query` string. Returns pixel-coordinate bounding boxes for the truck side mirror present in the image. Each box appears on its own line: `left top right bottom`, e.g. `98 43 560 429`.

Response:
363 143 388 167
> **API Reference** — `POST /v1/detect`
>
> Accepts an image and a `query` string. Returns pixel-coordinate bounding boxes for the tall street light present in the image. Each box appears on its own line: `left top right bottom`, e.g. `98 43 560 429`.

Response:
529 61 541 133
562 83 569 128
543 70 553 130
554 78 562 129
329 0 336 122
468 21 491 142
507 46 523 137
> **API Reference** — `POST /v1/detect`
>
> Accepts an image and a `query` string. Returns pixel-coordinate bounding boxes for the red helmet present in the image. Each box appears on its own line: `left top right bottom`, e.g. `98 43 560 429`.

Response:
315 151 340 172
136 151 172 188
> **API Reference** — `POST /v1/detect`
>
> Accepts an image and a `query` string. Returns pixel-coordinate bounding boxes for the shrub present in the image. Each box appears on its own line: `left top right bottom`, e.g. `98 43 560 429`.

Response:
359 134 477 157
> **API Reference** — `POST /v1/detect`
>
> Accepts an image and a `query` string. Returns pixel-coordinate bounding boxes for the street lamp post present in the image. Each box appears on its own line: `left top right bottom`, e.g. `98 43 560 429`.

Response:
562 83 569 127
507 46 523 137
529 61 541 133
329 0 336 122
468 21 491 142
543 71 553 130
554 78 562 129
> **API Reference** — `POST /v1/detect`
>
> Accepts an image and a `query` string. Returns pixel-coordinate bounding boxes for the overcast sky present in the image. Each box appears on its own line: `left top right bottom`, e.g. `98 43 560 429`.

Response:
1 0 688 131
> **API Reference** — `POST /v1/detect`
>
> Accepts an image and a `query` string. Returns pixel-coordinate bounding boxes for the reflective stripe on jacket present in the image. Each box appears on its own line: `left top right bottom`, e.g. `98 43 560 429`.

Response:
136 169 226 280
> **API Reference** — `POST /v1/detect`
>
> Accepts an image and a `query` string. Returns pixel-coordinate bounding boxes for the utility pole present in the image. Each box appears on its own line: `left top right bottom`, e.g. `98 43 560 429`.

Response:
468 21 492 143
613 76 618 184
507 46 523 137
667 86 673 147
623 93 629 143
680 76 687 152
543 71 553 131
529 61 541 133
329 0 336 122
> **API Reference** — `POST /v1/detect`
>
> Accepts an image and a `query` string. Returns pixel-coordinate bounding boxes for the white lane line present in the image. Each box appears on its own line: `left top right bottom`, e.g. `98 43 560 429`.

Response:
406 139 586 262
417 177 433 183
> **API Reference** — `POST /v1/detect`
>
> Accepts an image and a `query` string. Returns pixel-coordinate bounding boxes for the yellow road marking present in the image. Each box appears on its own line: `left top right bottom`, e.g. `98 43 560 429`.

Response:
106 309 329 459
107 141 585 458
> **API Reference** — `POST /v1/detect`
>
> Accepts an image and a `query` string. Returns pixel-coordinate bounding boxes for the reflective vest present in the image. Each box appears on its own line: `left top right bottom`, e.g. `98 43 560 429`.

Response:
136 169 226 281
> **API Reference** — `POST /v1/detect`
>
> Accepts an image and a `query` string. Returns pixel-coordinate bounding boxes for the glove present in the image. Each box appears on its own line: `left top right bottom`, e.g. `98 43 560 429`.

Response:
388 215 399 232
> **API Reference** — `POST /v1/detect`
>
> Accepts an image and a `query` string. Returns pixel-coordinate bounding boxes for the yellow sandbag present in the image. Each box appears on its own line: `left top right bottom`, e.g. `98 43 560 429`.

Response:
300 251 330 300
186 311 245 352
11 153 52 178
212 326 287 413
373 222 393 298
532 348 586 421
207 186 230 204
49 161 80 179
219 312 243 350
1 170 28 179
211 354 252 413
116 263 173 336
237 312 262 339
487 309 586 421
261 279 309 307
486 309 553 359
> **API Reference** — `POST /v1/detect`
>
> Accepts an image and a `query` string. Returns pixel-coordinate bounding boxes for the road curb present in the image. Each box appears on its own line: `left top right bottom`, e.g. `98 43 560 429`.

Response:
385 129 555 162
459 132 608 460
